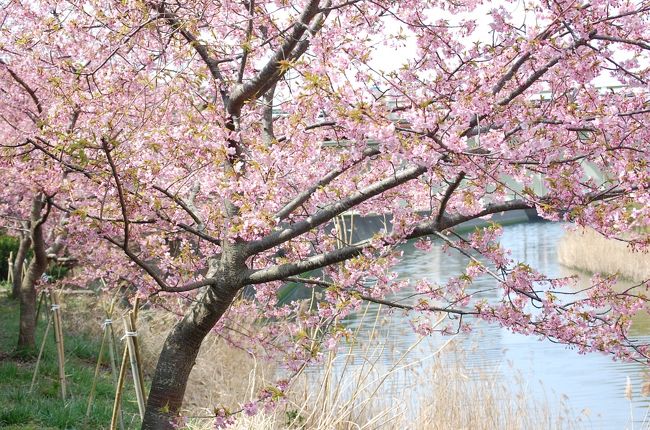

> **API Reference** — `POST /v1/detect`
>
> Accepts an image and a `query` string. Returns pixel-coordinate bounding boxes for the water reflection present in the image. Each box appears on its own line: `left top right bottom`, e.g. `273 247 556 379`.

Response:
327 222 650 429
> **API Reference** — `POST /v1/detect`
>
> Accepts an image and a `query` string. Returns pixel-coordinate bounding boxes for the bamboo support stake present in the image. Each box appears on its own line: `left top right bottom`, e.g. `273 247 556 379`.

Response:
129 310 146 402
106 309 124 430
123 315 145 419
51 292 67 400
102 295 125 430
110 338 130 430
29 311 53 393
86 316 110 417
7 251 13 283
35 291 45 326
21 258 28 282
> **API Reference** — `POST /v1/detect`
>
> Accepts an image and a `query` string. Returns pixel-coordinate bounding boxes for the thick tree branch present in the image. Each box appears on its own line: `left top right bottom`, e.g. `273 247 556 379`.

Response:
439 200 535 230
228 0 328 114
492 52 532 95
249 163 426 254
261 84 277 144
435 171 466 225
246 243 366 284
592 34 650 50
248 184 635 289
274 147 381 222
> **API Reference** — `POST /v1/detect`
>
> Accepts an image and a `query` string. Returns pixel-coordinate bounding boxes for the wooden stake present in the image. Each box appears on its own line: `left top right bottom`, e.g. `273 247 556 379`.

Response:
110 337 130 430
106 310 125 430
104 290 125 430
7 251 13 283
123 315 145 419
21 258 28 282
35 291 45 326
129 310 146 403
86 317 109 417
51 292 67 400
29 311 53 393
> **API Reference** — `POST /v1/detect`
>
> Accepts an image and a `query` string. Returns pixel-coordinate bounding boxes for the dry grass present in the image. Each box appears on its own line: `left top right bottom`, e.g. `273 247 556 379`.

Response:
59 294 586 430
58 292 274 415
557 227 650 282
182 312 585 430
136 309 274 412
184 340 585 430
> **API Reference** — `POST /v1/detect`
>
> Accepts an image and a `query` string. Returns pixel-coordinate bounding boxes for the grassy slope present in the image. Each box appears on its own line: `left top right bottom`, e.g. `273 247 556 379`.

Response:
0 285 139 429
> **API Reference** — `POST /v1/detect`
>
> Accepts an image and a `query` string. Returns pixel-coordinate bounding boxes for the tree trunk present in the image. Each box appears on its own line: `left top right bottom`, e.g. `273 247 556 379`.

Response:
17 260 42 351
17 196 49 353
11 228 31 299
141 283 240 429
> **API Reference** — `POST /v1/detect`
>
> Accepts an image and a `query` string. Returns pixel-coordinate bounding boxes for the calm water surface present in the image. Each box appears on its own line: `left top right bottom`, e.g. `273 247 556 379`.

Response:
326 222 650 429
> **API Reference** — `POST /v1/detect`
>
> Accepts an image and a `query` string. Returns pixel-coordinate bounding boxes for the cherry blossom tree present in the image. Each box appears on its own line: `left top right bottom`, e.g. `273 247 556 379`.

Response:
0 146 68 351
1 0 649 428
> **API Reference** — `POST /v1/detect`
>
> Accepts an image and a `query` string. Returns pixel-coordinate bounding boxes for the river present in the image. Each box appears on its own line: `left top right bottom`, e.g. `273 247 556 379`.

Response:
318 222 650 429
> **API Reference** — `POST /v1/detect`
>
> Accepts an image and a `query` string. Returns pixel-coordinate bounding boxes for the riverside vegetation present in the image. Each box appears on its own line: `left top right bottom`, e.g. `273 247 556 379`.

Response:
558 227 650 283
1 283 589 429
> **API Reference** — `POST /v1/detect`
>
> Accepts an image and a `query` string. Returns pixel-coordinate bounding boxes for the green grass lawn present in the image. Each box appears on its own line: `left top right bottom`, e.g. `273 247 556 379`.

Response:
0 284 140 429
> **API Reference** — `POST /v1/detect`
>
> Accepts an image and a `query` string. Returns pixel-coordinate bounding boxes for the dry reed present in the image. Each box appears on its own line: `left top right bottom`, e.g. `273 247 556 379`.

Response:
182 308 585 430
64 295 587 430
557 227 650 282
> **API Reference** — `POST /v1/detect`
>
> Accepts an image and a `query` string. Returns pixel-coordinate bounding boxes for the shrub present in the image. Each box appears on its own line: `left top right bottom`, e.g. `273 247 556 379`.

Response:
0 235 20 280
0 234 70 282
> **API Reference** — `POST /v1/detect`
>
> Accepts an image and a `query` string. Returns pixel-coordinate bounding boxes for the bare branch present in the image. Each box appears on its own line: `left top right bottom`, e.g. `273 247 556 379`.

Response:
104 236 216 293
283 276 474 315
237 0 255 84
177 222 221 246
0 59 43 116
492 52 532 95
50 200 155 224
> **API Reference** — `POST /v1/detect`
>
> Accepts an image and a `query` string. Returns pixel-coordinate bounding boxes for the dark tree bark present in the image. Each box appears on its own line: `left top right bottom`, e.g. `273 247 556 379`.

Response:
141 283 241 429
17 196 49 352
11 225 31 299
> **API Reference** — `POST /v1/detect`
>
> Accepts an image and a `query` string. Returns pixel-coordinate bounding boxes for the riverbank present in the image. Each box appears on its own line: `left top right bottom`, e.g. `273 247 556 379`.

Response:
557 227 650 282
0 283 586 429
334 208 540 244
